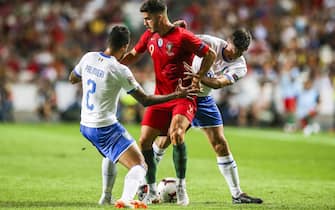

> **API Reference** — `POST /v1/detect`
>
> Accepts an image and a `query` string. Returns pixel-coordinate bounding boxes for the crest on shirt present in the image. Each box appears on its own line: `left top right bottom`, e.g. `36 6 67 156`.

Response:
166 42 174 56
157 38 163 47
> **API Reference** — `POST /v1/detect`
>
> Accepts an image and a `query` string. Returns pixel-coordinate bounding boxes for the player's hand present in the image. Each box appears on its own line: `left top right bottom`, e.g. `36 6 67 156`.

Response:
173 20 187 28
175 78 200 100
183 61 197 81
183 61 203 92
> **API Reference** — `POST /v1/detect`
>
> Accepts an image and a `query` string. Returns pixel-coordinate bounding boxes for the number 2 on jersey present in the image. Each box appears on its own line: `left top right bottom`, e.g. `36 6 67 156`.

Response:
86 79 96 110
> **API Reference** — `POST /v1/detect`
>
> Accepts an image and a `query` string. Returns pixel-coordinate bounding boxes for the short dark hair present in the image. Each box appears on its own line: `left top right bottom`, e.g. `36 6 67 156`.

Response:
232 28 251 52
140 0 166 14
107 25 130 50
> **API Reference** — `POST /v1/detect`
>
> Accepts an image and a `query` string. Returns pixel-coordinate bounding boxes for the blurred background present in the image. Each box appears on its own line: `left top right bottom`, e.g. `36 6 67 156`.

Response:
0 0 334 134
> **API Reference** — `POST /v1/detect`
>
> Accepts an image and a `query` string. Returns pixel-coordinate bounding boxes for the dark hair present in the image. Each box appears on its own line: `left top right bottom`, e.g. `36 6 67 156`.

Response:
232 28 251 52
140 0 166 14
107 25 130 50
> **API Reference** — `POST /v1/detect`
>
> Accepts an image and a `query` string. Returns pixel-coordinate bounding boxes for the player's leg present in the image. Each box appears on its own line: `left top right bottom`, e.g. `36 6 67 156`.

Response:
117 143 147 204
169 114 191 206
98 157 117 205
202 126 240 195
80 123 147 208
139 107 171 204
202 126 262 204
152 136 171 163
138 125 161 203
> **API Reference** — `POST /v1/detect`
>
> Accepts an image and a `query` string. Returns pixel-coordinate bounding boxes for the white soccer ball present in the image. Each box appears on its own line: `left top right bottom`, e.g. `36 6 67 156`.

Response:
157 177 177 203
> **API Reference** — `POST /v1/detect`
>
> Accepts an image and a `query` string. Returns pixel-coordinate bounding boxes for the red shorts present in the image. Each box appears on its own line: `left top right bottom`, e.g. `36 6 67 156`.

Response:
141 98 197 135
284 97 296 112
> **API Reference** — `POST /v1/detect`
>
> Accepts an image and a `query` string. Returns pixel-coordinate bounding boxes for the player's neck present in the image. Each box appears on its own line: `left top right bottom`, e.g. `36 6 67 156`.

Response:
104 48 121 60
157 20 174 37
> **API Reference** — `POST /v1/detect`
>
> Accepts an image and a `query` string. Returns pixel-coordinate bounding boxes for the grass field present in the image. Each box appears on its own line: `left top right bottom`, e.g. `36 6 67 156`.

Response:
0 123 334 210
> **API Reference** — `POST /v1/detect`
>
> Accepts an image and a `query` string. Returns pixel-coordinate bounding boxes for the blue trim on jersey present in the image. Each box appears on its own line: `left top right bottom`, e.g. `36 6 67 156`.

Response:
221 47 233 63
73 69 81 78
198 42 205 52
224 73 234 82
80 123 135 163
127 87 139 94
191 96 223 127
99 52 111 58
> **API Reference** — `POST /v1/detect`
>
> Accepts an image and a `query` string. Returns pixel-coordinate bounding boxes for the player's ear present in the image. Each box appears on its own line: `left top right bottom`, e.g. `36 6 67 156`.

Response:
156 13 164 22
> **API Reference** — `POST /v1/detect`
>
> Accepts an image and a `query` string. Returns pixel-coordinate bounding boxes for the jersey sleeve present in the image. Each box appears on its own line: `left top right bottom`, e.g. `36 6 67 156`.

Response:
134 30 152 53
182 29 209 57
222 57 248 83
118 65 140 93
73 53 88 78
197 34 227 59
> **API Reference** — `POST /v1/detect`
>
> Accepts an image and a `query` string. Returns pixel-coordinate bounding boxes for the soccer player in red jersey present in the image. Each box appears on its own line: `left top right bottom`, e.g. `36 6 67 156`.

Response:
121 0 216 206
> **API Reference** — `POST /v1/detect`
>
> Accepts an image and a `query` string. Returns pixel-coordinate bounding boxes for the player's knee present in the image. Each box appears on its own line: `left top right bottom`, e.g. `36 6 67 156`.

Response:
213 137 229 155
170 128 185 144
139 137 152 150
214 143 225 154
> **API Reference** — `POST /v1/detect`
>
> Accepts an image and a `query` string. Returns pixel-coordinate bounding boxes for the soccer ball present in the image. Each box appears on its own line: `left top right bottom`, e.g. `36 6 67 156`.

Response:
157 177 177 203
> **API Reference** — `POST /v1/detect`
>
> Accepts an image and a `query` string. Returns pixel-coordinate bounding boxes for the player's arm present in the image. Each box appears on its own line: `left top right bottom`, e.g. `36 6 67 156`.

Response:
196 48 216 79
173 20 187 28
201 76 231 89
69 53 87 84
120 48 143 65
121 30 150 65
69 71 82 84
183 61 232 89
191 47 216 89
130 79 199 107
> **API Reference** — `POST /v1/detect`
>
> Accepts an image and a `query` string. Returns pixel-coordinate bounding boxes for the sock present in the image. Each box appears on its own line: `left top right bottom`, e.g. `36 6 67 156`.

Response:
217 155 242 198
176 178 186 187
148 183 157 193
120 165 146 202
152 142 166 164
173 143 187 179
142 149 157 184
101 157 117 196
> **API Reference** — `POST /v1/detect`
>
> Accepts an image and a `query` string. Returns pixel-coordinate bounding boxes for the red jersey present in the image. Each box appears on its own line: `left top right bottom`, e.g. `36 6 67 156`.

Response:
135 27 209 95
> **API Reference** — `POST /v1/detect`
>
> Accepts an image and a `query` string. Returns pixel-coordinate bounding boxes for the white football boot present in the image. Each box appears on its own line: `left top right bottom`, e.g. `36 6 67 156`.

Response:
98 192 115 205
176 184 189 206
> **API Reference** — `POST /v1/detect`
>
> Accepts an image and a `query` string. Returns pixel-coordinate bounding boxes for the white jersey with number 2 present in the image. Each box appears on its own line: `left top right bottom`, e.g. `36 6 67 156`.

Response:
74 52 139 128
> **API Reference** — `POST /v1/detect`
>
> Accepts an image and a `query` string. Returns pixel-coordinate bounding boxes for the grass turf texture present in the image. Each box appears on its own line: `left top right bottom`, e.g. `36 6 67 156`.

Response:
0 123 334 210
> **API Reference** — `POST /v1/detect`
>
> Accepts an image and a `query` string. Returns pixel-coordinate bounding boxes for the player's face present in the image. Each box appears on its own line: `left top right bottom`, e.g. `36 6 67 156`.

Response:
142 12 161 32
225 41 244 61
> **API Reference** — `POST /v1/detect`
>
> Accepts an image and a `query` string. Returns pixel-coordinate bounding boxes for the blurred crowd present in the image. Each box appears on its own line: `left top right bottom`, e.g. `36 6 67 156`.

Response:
0 0 334 133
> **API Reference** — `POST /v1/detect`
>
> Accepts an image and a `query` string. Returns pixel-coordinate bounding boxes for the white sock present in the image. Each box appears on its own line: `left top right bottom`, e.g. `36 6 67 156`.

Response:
149 183 157 193
176 178 186 187
101 157 117 196
217 155 242 198
121 165 146 202
152 142 166 163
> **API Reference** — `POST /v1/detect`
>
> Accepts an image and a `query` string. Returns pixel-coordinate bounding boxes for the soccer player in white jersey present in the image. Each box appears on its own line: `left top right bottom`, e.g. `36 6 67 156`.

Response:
152 28 263 204
69 25 198 209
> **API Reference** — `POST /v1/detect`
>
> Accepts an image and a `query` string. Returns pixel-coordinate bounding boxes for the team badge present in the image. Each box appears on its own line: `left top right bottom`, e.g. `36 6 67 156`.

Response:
166 42 174 56
158 38 163 47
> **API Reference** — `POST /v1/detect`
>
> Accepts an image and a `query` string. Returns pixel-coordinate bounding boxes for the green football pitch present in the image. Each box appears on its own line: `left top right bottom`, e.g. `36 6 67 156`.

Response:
0 123 334 210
